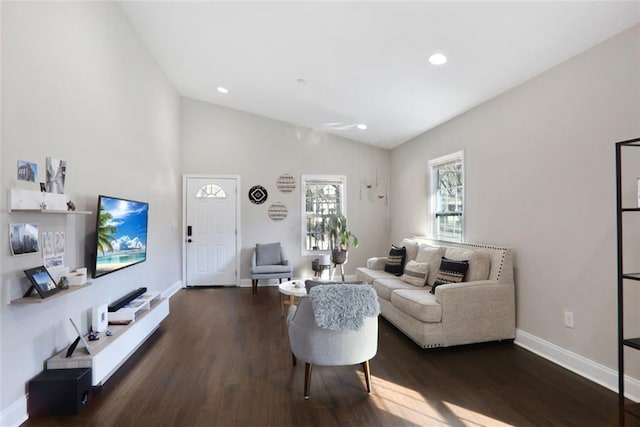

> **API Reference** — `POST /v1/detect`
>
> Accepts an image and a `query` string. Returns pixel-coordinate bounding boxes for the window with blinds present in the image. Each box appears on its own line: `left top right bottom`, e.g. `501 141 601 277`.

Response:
301 175 346 254
429 152 464 242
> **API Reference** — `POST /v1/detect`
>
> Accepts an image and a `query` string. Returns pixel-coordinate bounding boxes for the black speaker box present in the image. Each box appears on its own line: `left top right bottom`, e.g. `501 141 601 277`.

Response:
28 368 92 416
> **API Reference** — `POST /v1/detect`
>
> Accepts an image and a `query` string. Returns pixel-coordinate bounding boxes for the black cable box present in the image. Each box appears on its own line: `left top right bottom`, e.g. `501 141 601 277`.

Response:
108 287 147 312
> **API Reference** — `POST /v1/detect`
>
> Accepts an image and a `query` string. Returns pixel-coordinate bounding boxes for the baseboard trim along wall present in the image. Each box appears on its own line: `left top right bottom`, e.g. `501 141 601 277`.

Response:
163 280 183 298
515 329 640 402
0 394 27 427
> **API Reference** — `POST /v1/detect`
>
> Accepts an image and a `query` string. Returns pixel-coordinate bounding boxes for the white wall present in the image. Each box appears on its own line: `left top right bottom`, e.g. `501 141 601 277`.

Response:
0 1 181 419
180 98 391 282
391 25 640 375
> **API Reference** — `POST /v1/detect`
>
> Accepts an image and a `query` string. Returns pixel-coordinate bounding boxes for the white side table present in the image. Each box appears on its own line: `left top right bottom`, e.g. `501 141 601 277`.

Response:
278 280 307 318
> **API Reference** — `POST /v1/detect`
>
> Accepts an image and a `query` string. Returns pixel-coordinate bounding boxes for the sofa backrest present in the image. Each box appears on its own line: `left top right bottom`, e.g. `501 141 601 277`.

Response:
410 237 514 284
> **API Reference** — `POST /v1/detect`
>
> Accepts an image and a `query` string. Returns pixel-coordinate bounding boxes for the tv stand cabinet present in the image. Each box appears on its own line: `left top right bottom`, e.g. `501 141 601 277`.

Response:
46 293 169 386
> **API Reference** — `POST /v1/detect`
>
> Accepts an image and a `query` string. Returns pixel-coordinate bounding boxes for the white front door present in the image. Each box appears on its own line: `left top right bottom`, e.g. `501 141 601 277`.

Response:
185 177 238 286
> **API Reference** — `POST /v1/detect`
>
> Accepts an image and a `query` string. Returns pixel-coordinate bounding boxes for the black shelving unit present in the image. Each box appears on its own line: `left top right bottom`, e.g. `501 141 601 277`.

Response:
616 137 640 425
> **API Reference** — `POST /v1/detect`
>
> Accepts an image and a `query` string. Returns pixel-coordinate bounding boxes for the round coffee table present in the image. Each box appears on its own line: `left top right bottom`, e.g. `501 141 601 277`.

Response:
278 280 307 318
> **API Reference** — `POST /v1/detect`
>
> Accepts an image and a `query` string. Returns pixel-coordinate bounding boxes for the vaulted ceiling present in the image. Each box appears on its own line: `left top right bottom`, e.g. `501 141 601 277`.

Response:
120 1 640 148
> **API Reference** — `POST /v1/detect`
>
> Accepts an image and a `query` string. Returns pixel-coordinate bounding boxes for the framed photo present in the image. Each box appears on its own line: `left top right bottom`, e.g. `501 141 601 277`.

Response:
17 160 38 182
46 157 66 194
23 266 59 299
9 223 39 255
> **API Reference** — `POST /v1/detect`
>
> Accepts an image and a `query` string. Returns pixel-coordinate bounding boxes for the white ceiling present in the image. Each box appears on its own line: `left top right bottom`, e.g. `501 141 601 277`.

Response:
119 1 640 149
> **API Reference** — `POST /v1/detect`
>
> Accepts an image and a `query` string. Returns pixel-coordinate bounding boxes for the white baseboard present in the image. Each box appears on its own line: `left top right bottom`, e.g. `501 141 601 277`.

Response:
0 394 27 427
515 329 640 402
162 280 183 298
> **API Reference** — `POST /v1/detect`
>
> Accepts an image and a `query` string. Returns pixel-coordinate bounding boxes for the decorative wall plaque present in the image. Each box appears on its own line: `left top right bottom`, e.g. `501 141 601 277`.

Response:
248 185 268 204
267 202 288 221
276 174 296 193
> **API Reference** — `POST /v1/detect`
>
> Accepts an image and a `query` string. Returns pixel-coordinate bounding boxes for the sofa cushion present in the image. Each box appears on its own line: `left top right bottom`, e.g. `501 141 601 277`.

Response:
384 245 406 276
430 257 469 294
444 247 491 282
400 261 429 287
415 244 446 286
356 267 394 284
250 265 291 275
390 289 442 322
400 238 420 264
371 277 415 301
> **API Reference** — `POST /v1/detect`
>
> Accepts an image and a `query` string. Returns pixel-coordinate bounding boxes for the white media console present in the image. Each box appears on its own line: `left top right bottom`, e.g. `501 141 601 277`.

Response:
46 292 169 386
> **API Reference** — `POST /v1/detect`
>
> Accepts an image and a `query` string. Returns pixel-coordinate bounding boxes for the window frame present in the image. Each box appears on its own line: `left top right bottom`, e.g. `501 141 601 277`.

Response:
300 174 347 256
428 151 464 242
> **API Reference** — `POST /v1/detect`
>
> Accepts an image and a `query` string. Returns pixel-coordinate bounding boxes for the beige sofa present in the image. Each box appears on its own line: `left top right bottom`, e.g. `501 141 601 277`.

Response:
356 237 515 348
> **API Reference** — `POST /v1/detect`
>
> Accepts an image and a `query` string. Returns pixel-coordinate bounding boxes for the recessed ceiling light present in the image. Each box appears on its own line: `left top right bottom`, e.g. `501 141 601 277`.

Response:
428 53 447 65
357 123 367 130
217 86 228 94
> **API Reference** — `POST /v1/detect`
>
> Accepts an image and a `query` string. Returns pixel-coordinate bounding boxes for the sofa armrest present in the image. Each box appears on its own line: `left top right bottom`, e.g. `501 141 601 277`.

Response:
367 257 388 270
434 280 515 346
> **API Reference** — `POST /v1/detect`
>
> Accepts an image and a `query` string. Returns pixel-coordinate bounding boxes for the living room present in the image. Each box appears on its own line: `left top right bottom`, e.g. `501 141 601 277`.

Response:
1 1 639 426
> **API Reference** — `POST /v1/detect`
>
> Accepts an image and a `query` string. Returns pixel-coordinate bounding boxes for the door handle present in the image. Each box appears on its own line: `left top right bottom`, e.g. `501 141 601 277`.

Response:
187 225 192 236
187 238 192 243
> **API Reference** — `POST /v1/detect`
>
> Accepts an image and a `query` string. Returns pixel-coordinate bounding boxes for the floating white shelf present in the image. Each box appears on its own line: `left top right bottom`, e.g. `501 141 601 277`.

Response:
9 209 92 215
7 188 91 214
10 282 92 305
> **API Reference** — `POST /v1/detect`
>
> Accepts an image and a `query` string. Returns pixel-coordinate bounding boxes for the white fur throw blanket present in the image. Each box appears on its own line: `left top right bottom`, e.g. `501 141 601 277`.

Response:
309 284 380 331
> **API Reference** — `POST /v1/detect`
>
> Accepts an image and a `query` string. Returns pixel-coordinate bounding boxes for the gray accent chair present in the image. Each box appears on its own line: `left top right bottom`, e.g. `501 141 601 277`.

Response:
287 295 378 399
250 242 292 295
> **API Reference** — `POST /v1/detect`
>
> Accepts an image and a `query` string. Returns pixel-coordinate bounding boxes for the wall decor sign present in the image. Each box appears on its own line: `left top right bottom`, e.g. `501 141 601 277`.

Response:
268 202 288 221
249 185 268 204
276 174 296 193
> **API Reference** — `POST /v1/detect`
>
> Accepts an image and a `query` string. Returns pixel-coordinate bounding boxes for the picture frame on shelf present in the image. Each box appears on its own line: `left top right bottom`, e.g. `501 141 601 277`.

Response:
23 265 59 299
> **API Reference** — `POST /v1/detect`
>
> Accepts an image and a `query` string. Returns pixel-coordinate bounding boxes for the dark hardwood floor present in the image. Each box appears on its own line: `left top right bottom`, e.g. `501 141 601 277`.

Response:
23 287 637 426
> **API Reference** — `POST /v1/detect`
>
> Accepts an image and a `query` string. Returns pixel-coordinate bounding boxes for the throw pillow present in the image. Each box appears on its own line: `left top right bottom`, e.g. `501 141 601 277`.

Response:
430 257 469 294
443 248 491 282
415 244 446 286
384 245 406 276
400 260 429 287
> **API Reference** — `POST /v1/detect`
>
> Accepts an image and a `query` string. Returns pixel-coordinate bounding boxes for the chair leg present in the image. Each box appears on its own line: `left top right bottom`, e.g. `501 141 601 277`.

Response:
304 363 312 399
340 264 345 281
292 352 297 366
362 360 372 394
252 279 257 296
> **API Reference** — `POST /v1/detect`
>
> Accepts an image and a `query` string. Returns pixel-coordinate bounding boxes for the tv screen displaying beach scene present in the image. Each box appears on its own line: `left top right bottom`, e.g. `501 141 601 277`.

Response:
93 195 149 279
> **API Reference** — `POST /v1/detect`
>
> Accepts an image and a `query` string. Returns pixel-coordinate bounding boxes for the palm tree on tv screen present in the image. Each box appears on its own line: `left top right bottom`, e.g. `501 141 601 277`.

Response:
97 205 116 255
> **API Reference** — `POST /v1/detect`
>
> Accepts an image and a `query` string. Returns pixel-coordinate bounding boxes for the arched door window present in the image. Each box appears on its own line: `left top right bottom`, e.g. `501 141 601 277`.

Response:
196 184 227 199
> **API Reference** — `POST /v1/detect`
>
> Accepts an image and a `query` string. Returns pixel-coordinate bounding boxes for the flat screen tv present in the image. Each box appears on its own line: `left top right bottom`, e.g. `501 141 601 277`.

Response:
92 195 149 279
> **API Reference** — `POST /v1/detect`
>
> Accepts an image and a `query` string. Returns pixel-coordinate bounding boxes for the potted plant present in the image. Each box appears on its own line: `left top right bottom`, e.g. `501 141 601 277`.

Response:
327 214 359 264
